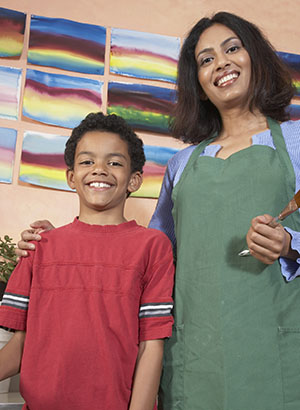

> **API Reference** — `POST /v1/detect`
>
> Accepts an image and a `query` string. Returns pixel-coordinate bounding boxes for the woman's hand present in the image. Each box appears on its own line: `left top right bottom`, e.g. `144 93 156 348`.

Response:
246 214 297 264
16 220 55 258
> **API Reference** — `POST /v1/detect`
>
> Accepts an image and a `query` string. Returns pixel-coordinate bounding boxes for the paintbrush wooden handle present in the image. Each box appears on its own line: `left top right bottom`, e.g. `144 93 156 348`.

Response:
278 197 299 221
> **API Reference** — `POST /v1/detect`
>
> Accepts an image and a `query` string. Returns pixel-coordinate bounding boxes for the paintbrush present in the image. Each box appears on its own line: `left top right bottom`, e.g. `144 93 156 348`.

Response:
238 189 300 257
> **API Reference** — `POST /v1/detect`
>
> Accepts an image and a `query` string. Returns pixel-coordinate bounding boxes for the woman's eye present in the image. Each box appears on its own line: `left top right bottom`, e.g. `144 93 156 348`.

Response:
227 45 240 53
199 56 213 67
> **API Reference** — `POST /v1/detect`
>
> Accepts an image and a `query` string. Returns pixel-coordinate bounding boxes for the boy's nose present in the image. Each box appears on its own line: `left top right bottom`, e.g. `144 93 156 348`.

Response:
92 164 108 175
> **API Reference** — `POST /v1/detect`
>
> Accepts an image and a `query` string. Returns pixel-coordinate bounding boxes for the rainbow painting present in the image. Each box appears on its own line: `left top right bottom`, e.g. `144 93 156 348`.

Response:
0 8 26 58
107 82 176 134
0 66 22 120
23 69 103 128
19 131 71 191
133 145 178 198
19 130 179 198
287 104 300 120
110 28 180 83
278 51 300 98
0 127 17 183
28 16 106 75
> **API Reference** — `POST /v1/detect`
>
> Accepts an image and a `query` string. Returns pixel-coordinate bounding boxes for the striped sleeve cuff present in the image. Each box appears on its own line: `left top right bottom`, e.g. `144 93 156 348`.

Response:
139 302 173 319
1 292 29 311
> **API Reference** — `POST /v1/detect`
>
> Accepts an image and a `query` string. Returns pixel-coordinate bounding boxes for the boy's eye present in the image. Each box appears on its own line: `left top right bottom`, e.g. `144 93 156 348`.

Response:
79 160 94 165
108 161 122 167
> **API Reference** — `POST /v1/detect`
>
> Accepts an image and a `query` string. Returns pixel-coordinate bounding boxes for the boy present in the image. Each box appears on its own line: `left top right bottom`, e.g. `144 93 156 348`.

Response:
0 113 174 410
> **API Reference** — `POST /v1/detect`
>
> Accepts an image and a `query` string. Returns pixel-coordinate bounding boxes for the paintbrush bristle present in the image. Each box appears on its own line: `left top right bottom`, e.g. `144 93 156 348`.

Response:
294 190 300 208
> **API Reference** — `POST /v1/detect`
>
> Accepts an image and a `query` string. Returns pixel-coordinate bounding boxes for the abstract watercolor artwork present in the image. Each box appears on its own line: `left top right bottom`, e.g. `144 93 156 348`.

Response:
107 82 176 134
0 8 26 58
287 104 300 120
19 130 179 198
0 66 22 120
110 28 180 83
19 131 71 191
132 145 178 198
28 16 106 75
277 51 300 98
0 127 17 183
23 69 103 128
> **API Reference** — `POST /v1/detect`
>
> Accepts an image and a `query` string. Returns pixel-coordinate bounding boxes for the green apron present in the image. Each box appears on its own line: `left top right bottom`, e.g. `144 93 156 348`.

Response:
159 118 300 410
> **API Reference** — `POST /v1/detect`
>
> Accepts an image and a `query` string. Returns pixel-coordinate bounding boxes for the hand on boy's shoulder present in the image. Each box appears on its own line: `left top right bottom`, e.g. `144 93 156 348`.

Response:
16 220 55 259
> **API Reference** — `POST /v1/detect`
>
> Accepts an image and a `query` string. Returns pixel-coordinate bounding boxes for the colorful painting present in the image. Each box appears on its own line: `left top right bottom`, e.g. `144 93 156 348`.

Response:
23 69 103 128
107 82 176 134
19 131 70 191
277 51 300 98
0 127 17 183
110 28 180 83
287 104 300 120
133 145 178 198
0 8 26 57
0 66 22 120
19 130 178 198
28 16 106 75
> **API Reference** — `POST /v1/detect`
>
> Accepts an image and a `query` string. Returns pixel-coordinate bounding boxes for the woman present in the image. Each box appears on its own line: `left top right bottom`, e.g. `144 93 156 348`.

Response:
17 12 300 410
148 11 300 410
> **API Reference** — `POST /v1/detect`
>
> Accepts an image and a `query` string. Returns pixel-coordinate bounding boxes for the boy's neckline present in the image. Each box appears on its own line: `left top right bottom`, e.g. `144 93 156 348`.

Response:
72 217 138 233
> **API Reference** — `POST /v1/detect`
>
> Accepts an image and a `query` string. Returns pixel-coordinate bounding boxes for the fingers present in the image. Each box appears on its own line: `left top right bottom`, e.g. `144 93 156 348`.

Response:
15 220 54 260
30 220 54 232
246 214 286 264
16 227 42 258
20 229 41 242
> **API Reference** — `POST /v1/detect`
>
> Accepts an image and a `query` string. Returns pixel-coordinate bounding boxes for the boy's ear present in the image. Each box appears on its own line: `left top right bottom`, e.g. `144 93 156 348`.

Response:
127 172 143 194
66 169 76 190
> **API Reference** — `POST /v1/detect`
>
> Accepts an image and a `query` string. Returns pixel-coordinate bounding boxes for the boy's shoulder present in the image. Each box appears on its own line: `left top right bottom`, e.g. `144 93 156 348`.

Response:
39 221 74 240
133 223 173 249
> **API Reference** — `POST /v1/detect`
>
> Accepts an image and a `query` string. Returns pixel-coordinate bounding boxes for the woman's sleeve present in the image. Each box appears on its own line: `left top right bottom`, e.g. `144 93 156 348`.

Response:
280 120 300 281
148 162 177 250
279 227 300 281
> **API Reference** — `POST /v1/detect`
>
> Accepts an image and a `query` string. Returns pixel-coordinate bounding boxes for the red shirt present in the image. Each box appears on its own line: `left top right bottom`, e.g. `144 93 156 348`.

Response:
0 219 174 410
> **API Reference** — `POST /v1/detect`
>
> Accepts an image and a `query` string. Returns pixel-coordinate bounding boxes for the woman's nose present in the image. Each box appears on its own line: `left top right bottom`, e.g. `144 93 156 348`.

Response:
215 53 230 71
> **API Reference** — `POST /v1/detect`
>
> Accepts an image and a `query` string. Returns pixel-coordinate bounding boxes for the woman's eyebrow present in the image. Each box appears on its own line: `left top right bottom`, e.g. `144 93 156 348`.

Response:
196 36 239 59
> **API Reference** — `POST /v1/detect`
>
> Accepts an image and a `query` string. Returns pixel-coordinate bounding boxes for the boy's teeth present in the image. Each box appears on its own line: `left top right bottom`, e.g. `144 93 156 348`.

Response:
217 73 238 86
90 182 110 188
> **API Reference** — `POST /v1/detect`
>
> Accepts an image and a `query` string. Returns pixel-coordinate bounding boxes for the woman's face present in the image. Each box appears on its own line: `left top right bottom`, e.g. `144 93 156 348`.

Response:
194 24 252 111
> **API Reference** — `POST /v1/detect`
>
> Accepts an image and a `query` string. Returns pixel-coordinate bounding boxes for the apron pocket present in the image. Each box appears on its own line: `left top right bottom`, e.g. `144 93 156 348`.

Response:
158 324 185 410
278 326 300 408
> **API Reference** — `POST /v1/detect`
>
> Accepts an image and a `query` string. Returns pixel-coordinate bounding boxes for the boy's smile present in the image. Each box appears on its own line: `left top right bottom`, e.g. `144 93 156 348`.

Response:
66 130 142 224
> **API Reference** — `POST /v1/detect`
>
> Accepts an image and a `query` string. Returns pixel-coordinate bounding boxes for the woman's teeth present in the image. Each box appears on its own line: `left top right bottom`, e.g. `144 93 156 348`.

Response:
217 73 238 86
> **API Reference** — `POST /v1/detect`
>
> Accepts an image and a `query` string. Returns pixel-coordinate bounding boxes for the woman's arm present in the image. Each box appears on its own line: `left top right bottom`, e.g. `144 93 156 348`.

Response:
129 339 164 410
0 331 25 380
148 164 176 248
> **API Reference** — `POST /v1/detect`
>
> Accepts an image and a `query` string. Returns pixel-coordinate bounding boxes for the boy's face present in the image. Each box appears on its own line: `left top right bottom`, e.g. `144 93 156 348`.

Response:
66 131 142 222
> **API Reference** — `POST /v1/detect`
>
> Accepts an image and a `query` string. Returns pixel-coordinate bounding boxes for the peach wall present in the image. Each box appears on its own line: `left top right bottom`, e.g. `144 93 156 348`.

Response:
0 0 299 242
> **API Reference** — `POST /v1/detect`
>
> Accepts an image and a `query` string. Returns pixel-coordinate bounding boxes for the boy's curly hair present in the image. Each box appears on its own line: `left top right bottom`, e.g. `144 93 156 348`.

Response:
64 112 145 173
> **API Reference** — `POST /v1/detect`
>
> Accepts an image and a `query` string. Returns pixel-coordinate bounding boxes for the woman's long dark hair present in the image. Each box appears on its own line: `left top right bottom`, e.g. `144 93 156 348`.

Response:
171 12 295 144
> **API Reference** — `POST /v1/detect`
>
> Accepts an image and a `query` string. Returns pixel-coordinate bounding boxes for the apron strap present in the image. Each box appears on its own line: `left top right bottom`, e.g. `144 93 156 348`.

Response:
172 136 215 204
267 117 296 199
